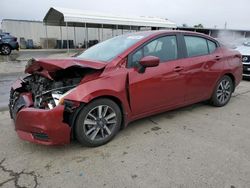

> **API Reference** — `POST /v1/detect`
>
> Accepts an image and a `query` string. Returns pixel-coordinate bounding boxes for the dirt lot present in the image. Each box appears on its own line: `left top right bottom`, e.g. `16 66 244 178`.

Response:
0 80 249 188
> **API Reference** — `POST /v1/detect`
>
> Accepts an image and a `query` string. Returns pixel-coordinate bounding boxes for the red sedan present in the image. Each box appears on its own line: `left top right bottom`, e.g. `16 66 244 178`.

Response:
9 30 242 146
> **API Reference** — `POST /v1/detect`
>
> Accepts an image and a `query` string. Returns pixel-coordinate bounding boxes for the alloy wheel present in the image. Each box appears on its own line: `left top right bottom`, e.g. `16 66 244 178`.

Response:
216 79 231 104
1 45 11 55
83 105 117 141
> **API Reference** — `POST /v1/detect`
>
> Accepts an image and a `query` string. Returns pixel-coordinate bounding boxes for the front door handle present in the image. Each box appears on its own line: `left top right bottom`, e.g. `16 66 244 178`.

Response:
174 66 184 72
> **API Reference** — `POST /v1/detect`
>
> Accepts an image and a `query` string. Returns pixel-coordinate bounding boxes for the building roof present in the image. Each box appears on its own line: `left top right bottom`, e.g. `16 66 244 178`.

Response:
43 7 176 28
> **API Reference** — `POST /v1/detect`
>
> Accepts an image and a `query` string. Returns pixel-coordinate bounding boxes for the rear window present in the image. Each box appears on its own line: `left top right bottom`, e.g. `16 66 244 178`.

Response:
184 36 209 57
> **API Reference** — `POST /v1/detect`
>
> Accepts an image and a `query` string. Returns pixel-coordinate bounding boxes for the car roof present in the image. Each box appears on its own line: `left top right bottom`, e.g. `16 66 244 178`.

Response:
129 30 215 40
0 33 10 36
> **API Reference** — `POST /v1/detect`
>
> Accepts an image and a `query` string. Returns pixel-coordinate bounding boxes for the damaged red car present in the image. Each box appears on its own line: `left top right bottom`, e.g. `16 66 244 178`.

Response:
9 31 242 146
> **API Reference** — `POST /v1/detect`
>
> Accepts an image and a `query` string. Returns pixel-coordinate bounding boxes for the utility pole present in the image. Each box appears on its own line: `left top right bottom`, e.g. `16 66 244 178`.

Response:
224 22 227 29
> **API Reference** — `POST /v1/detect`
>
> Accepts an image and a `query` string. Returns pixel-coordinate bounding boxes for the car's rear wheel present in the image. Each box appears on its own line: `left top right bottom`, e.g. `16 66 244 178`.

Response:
1 45 12 55
210 75 233 107
75 98 122 147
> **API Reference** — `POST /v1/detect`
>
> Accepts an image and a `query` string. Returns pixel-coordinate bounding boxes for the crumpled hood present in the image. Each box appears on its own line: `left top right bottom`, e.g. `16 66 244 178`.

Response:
25 58 107 74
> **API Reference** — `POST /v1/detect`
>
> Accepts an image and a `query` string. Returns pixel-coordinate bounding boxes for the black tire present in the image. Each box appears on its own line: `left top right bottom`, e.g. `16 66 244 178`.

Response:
210 75 233 107
75 98 122 147
1 44 12 55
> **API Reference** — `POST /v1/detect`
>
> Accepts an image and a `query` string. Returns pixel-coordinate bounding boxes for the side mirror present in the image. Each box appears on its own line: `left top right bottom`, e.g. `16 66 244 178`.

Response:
138 56 160 73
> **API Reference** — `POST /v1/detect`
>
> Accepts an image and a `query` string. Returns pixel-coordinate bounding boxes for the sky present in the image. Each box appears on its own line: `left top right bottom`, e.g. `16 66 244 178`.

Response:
0 0 249 30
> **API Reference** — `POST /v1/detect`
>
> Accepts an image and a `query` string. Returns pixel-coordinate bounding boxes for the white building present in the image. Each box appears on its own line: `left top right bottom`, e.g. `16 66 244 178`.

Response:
1 8 177 49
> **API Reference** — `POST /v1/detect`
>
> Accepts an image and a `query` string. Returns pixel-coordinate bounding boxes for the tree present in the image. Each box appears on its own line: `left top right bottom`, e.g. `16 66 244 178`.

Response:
182 23 188 27
193 24 204 28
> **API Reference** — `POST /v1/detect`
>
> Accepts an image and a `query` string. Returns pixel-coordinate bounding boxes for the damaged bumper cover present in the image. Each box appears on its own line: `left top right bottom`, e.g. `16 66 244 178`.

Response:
15 105 71 145
9 79 73 145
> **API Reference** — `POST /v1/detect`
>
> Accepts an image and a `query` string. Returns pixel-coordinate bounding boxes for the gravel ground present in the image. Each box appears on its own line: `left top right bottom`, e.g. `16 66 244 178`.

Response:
0 81 250 188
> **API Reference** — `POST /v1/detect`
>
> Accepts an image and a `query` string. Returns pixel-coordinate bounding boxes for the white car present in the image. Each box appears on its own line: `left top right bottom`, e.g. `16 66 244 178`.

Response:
236 41 250 78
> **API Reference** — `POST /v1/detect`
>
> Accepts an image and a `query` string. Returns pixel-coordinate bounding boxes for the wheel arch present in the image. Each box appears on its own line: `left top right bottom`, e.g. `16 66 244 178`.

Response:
90 95 126 129
224 73 236 92
68 95 126 140
0 43 12 49
209 72 236 102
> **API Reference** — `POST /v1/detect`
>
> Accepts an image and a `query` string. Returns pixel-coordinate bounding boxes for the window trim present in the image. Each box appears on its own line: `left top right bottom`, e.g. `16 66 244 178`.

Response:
206 39 218 54
127 34 181 68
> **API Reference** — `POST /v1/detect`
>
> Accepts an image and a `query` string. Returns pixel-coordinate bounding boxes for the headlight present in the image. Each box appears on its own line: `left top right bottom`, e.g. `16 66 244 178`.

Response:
48 88 75 109
58 88 75 105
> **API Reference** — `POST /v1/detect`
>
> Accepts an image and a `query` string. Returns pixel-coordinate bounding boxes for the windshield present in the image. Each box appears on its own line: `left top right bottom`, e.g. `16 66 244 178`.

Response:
77 33 150 62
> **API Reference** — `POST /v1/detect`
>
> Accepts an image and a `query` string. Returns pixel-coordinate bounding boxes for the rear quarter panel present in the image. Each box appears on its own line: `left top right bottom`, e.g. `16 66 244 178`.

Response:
221 48 242 87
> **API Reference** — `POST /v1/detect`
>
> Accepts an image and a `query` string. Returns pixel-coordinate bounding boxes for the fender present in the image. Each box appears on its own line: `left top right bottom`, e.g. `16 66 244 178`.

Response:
64 69 133 123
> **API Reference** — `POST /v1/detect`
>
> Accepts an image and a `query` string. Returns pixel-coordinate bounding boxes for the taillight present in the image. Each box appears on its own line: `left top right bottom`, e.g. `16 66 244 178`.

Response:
13 37 17 42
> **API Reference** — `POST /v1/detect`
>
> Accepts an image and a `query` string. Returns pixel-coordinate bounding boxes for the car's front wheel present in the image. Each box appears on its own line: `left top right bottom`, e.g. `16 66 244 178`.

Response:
75 98 122 147
1 45 12 55
210 75 233 107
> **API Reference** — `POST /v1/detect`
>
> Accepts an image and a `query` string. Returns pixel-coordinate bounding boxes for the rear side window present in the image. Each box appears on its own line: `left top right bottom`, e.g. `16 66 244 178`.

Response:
129 35 178 67
207 40 217 53
184 36 209 57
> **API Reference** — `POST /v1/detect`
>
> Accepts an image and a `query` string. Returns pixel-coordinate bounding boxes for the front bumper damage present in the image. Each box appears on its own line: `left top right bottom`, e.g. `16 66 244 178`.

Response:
9 80 71 145
15 105 71 145
8 57 106 145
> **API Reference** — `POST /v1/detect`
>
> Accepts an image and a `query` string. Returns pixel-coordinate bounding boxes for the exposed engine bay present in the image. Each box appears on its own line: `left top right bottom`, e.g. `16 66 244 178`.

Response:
11 67 95 110
24 74 80 109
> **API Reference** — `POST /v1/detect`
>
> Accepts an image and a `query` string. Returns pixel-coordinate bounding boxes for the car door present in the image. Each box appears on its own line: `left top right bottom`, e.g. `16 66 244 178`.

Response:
127 35 186 116
180 35 221 102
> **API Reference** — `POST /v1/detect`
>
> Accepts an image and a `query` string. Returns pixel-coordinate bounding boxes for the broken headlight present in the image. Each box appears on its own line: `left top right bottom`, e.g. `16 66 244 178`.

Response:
34 87 76 110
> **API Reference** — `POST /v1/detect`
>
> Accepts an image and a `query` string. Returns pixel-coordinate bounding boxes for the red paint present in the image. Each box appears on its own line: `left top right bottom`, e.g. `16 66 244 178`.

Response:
139 56 160 67
20 92 34 107
15 106 70 145
11 31 242 145
25 58 107 79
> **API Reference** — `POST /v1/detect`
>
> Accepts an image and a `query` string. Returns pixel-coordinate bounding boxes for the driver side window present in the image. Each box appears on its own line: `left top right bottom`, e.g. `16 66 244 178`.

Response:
129 35 178 68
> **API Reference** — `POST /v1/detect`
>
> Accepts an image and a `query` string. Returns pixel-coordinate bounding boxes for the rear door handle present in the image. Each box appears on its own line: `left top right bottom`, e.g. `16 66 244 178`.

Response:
174 66 184 72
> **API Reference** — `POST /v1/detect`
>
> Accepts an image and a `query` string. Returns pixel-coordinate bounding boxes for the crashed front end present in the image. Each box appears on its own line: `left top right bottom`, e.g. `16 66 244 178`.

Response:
9 58 104 145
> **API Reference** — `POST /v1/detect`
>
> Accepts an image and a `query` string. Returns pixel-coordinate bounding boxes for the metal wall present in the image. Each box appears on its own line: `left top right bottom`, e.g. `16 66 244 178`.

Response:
1 20 135 48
